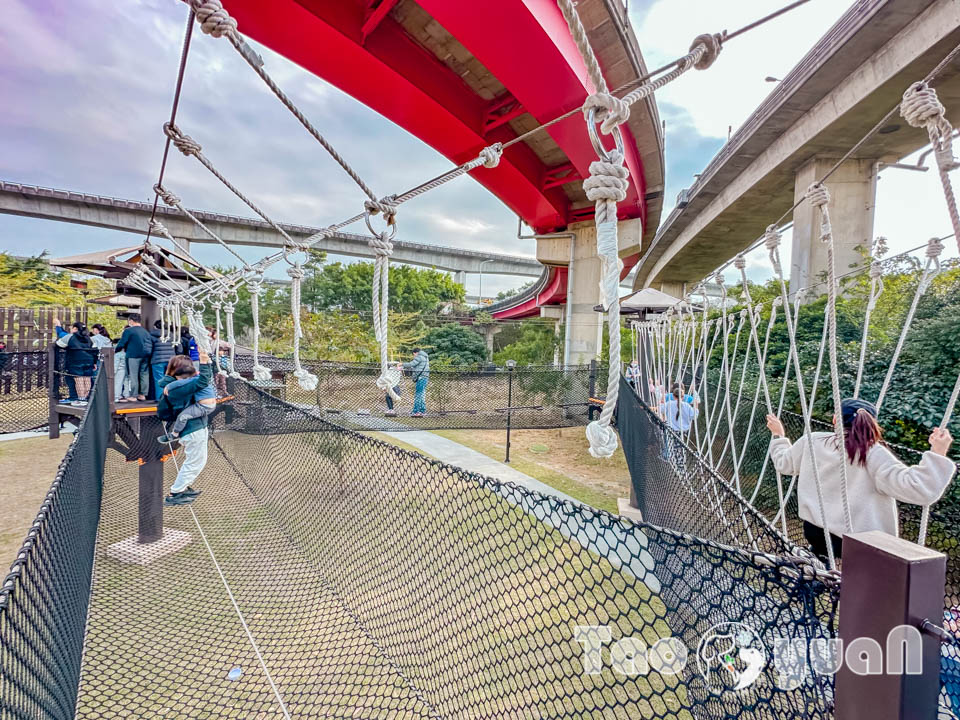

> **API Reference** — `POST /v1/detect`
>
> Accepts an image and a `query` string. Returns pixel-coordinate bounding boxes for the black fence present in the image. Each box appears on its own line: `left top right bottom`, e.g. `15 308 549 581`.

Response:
0 350 49 434
235 355 605 431
0 367 109 718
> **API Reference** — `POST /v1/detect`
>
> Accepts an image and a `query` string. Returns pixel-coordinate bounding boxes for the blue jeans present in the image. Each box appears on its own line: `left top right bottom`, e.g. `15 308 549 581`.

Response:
152 362 167 401
412 377 428 415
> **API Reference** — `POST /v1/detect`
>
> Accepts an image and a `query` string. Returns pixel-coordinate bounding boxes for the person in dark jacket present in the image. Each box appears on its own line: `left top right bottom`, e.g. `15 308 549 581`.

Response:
180 327 200 370
157 351 213 505
115 313 153 402
54 318 96 405
401 348 430 417
150 320 178 401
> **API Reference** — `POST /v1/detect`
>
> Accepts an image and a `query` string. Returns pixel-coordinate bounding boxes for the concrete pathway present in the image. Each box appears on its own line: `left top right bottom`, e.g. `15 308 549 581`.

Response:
384 430 579 505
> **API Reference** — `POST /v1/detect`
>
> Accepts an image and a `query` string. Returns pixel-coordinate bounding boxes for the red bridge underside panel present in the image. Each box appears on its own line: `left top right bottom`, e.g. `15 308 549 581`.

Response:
226 0 648 309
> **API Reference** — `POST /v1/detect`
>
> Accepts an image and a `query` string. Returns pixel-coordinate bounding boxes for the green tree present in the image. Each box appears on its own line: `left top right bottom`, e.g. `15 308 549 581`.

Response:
493 321 559 365
421 324 486 365
496 280 534 301
302 262 464 314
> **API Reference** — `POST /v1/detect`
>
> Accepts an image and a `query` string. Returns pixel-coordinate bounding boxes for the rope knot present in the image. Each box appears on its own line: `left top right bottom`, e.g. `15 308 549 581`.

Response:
163 123 201 156
764 225 782 251
479 143 503 169
901 82 947 129
869 260 883 279
927 236 945 258
223 302 234 314
190 0 238 38
714 272 725 287
367 233 394 258
806 182 830 209
364 196 399 225
772 296 783 308
211 300 222 311
286 263 305 281
583 93 631 135
690 33 722 71
154 184 180 207
734 254 746 271
148 219 168 236
583 152 629 204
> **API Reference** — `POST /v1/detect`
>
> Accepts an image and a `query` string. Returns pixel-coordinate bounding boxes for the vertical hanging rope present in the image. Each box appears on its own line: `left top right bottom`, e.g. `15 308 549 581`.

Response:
247 276 272 382
223 300 240 379
854 238 886 399
286 261 318 391
806 183 854 534
766 224 839 569
211 298 226 377
365 201 402 405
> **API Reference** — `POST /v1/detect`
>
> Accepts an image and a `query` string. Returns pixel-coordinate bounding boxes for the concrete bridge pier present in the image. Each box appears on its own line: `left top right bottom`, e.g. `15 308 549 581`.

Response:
790 157 878 297
537 218 643 365
454 270 466 287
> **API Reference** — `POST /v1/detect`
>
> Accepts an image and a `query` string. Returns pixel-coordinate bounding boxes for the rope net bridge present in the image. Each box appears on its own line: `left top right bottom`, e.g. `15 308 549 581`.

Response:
232 355 606 432
2 366 843 720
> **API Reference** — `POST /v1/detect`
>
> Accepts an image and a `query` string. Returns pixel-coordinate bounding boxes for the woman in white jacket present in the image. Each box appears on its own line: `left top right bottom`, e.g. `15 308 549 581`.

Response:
766 397 954 561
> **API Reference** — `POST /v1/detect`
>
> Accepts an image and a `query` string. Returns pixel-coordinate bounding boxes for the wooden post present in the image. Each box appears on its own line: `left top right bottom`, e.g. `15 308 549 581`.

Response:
137 415 166 544
101 347 116 414
834 531 945 720
47 342 59 440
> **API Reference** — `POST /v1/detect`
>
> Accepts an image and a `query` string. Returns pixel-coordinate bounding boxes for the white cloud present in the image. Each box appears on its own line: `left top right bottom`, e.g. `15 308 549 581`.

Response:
427 214 495 235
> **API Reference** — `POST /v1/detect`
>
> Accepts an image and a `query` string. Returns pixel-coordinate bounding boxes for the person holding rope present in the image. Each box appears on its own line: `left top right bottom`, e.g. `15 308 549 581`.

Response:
400 348 429 417
158 349 214 506
766 398 955 560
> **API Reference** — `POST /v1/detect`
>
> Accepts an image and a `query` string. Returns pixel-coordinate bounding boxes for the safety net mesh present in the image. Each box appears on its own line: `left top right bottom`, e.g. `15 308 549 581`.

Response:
233 355 602 432
618 377 960 712
0 350 50 434
4 374 839 719
0 367 110 719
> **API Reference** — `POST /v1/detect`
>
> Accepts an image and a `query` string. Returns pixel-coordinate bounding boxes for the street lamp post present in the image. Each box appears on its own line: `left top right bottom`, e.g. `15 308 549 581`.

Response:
505 359 516 462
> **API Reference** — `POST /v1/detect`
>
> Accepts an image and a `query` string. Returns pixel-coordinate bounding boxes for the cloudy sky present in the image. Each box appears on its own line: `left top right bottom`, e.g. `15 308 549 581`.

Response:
1 0 956 298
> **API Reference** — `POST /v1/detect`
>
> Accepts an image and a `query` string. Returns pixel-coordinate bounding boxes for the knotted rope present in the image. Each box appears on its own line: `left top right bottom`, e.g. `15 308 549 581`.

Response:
901 82 960 253
286 262 318 392
247 276 272 382
211 298 226 377
807 182 854 535
366 203 402 404
223 300 240 379
854 238 887 399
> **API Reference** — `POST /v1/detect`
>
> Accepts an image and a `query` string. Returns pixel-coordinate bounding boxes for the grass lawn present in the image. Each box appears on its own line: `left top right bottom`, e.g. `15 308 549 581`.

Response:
432 427 630 514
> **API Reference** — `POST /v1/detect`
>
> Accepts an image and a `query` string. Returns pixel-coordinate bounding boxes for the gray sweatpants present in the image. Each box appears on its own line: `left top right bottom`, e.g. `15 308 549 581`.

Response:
171 402 216 435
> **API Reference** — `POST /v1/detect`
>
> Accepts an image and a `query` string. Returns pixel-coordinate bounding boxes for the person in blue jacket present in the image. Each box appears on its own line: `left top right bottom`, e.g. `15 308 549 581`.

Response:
179 327 200 370
115 313 153 402
157 350 213 505
54 318 96 405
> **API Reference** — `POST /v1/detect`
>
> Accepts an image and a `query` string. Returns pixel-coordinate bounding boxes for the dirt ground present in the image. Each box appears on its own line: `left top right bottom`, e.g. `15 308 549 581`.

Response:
0 434 75 566
434 427 631 514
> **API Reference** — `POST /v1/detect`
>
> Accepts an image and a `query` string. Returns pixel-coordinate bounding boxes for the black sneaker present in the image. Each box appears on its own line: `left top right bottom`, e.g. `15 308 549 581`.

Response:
157 434 179 445
179 486 202 497
163 492 196 506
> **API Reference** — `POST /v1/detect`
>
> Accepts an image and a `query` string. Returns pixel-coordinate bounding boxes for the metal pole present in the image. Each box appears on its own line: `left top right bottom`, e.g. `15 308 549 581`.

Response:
505 361 515 463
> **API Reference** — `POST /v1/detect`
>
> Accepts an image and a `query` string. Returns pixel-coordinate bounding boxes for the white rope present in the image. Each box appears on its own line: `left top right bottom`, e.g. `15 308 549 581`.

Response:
807 183 854 534
286 262 318 391
875 236 943 412
247 277 272 382
223 300 241 379
366 202 402 404
854 238 887 399
901 82 960 254
211 298 227 377
767 224 838 569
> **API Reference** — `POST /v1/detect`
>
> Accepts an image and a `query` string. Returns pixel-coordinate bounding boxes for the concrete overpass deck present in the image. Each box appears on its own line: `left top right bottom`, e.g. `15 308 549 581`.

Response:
0 181 540 277
635 0 960 294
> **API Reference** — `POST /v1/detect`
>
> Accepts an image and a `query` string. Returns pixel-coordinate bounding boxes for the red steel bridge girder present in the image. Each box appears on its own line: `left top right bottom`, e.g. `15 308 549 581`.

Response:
225 0 647 234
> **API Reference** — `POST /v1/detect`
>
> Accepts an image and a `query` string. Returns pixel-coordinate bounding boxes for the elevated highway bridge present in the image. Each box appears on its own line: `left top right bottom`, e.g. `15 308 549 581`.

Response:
635 0 960 296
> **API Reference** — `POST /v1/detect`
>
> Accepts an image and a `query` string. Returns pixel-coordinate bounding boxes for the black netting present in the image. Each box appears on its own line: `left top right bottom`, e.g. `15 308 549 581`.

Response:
0 351 50 433
623 377 960 712
0 367 109 719
232 355 604 431
0 374 838 719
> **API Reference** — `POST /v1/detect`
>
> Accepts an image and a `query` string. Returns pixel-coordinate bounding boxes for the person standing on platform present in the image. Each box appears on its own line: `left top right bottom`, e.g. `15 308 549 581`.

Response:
401 348 430 417
180 327 200 371
53 319 96 406
149 320 177 401
115 313 153 402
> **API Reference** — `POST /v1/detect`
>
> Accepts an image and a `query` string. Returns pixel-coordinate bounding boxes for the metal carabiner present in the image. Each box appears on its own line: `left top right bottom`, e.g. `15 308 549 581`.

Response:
587 106 625 162
364 210 398 242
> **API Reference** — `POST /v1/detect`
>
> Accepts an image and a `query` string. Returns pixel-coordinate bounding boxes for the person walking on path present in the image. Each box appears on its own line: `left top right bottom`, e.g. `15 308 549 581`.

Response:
115 313 153 402
54 318 96 405
401 348 430 417
158 350 214 506
767 397 955 561
149 320 177 401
